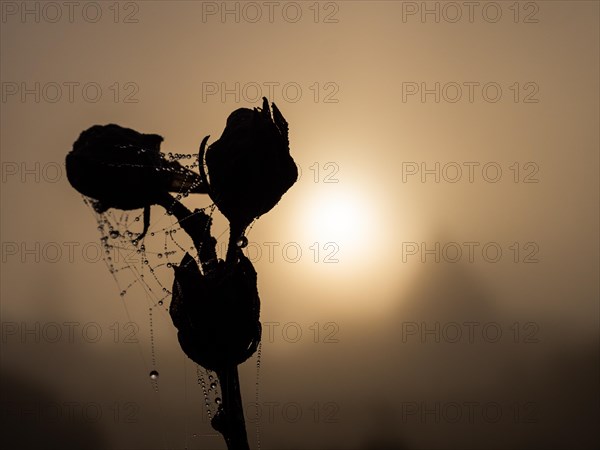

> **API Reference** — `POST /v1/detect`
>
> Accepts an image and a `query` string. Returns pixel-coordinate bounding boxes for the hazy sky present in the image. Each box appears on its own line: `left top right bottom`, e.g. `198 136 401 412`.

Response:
1 2 598 449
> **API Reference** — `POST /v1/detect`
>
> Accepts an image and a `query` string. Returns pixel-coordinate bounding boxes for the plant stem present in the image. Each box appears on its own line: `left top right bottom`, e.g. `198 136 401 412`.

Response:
156 193 217 264
226 222 245 266
214 365 250 450
157 193 251 449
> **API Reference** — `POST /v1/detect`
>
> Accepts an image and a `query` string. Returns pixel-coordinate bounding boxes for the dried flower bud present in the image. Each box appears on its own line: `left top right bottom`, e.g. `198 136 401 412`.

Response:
200 97 298 233
170 252 261 371
66 123 205 212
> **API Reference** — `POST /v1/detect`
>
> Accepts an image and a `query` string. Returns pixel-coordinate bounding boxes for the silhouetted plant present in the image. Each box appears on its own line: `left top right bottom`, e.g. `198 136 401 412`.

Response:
66 98 298 450
66 123 208 241
201 97 298 262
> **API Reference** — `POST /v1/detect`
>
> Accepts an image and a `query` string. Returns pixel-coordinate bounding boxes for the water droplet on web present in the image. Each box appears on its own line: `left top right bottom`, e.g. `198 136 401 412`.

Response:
149 370 159 380
157 253 163 258
236 236 248 248
109 230 120 239
149 308 157 372
167 263 172 268
215 397 222 405
210 382 217 389
255 342 262 449
158 300 163 306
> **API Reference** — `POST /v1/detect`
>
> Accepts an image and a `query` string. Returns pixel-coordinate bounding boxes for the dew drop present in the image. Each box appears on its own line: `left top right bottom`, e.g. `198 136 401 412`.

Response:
215 397 222 405
167 263 172 268
157 253 163 258
109 230 119 239
210 382 217 389
158 300 163 306
236 236 248 248
150 370 159 380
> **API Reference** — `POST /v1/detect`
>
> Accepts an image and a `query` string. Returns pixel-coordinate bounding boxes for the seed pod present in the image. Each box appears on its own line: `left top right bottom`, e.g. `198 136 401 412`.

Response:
170 252 261 371
201 97 298 235
66 123 206 213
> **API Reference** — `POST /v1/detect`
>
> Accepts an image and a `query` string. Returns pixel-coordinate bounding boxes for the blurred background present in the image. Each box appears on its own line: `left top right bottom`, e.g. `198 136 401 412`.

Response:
1 1 598 449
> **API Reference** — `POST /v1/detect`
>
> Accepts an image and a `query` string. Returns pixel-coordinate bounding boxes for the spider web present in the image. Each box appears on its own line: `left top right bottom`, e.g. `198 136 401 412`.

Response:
77 149 263 448
80 152 232 436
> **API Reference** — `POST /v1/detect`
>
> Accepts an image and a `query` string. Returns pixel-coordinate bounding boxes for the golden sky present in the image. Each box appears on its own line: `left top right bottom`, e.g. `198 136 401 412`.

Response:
1 2 598 449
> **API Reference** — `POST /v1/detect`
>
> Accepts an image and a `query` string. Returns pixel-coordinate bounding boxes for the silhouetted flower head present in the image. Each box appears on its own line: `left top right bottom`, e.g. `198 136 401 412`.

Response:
201 97 298 233
66 124 205 212
169 252 261 371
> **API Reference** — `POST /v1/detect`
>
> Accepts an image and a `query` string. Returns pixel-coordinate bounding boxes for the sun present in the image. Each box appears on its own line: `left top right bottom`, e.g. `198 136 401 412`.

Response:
306 189 365 243
294 183 376 264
